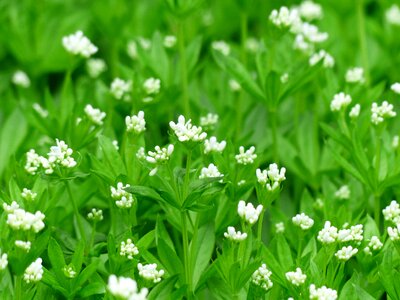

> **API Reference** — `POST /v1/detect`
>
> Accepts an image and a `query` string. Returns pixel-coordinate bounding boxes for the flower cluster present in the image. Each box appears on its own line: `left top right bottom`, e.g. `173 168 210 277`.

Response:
87 208 103 222
199 163 223 179
12 70 30 88
309 50 334 68
146 144 174 176
224 226 247 242
111 78 132 100
63 265 77 278
212 40 230 56
3 202 45 233
24 258 44 283
164 35 177 48
371 101 396 125
335 246 358 261
364 236 383 255
21 188 37 201
285 268 307 286
345 67 364 84
111 182 134 208
256 163 286 191
108 275 148 300
84 104 106 125
238 200 263 225
330 92 352 112
252 263 273 291
120 239 139 260
15 240 31 252
292 213 314 230
235 146 257 165
0 250 8 270
137 263 165 283
386 5 400 26
334 185 350 200
382 200 400 224
143 77 161 102
86 58 106 78
391 82 400 94
309 284 337 300
62 31 98 57
200 113 219 128
204 136 226 154
349 104 361 118
33 103 49 118
169 115 207 142
269 6 300 28
126 111 146 134
317 221 338 244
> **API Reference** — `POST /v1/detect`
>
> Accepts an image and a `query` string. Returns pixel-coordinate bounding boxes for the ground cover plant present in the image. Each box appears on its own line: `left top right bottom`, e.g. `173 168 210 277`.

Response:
1 0 400 299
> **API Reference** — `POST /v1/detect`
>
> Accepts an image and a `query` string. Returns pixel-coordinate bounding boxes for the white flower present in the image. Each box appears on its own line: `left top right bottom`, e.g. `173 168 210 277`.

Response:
143 77 161 95
330 93 352 112
86 58 106 78
335 246 358 261
269 6 300 28
297 23 328 43
371 101 396 125
164 35 177 48
127 40 138 59
204 136 226 154
23 258 43 283
63 265 77 278
275 222 285 233
32 103 48 118
138 263 164 283
393 136 399 148
62 31 97 58
256 163 286 191
111 182 134 208
309 284 338 300
12 70 30 88
0 250 8 270
111 78 132 100
237 200 263 224
386 5 400 26
309 50 335 68
292 213 314 230
212 41 230 56
224 226 247 242
294 34 312 52
169 115 207 142
299 1 323 20
229 79 241 92
87 208 103 221
252 263 273 291
200 113 219 127
364 236 383 255
113 140 119 150
345 67 364 84
199 163 223 179
317 221 338 244
334 185 350 200
108 275 148 300
84 104 106 125
21 188 37 201
126 111 146 134
120 239 139 259
15 240 31 252
146 144 174 176
391 82 400 94
136 147 146 160
388 225 400 241
4 202 45 233
337 224 363 243
235 146 257 165
383 200 400 223
285 268 307 286
46 139 77 172
349 104 361 118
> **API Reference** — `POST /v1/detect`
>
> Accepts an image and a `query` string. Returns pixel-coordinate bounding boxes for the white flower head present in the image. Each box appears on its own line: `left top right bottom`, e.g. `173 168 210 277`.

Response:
285 268 307 286
111 182 134 208
309 50 335 68
212 40 230 56
108 275 148 300
386 5 400 26
275 222 285 233
126 111 146 134
256 163 286 191
0 250 8 270
371 101 396 125
146 144 174 176
388 225 400 241
299 1 323 20
164 35 177 48
87 208 103 222
382 200 400 223
199 163 223 179
32 103 48 118
252 263 273 291
12 70 30 88
364 236 383 255
21 188 37 202
23 258 43 283
337 224 363 243
62 31 98 58
15 240 32 252
111 78 132 100
330 92 352 112
345 67 364 84
309 284 338 300
86 58 106 78
235 146 257 165
335 246 358 261
200 113 219 128
334 185 350 200
292 213 314 230
136 147 146 160
317 221 338 244
204 136 226 154
391 82 400 94
238 200 263 224
269 6 300 28
143 77 161 95
63 265 77 278
120 239 139 259
5 202 45 233
349 104 361 118
138 263 164 283
224 226 247 242
84 104 106 125
169 115 207 142
112 140 119 150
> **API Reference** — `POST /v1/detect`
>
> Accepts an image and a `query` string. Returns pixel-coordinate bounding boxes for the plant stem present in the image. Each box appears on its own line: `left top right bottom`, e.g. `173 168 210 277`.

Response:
65 181 86 242
178 21 190 117
270 108 279 163
14 275 22 300
257 210 265 245
89 222 97 253
374 129 382 229
357 0 370 85
183 150 192 199
181 211 192 299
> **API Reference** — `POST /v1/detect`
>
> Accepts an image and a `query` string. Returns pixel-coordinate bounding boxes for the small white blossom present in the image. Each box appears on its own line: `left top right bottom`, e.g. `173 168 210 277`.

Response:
146 144 174 176
371 101 396 125
204 136 226 154
63 265 77 278
224 226 247 242
169 115 207 142
45 139 77 173
212 41 230 56
349 104 361 118
126 111 146 134
296 23 328 43
112 140 119 150
386 5 400 26
15 240 32 252
111 78 132 100
164 35 177 48
62 31 98 58
285 268 307 286
252 263 273 291
256 163 286 191
32 103 48 118
199 163 223 179
229 79 241 92
138 263 164 283
330 93 352 112
269 7 300 28
86 58 106 78
84 104 106 125
292 213 314 230
0 250 8 270
275 222 285 233
143 77 161 95
87 208 103 221
12 70 30 88
364 236 383 255
317 221 338 244
21 188 37 201
388 225 400 241
334 185 350 200
309 284 338 300
345 67 364 84
383 200 400 223
309 50 335 68
127 40 138 59
108 275 148 300
299 1 323 20
337 224 363 243
4 202 45 233
335 246 358 261
235 146 257 165
23 258 43 283
120 239 139 259
25 150 41 174
237 180 246 186
200 113 219 127
238 200 263 225
391 82 400 94
136 147 146 160
111 182 134 208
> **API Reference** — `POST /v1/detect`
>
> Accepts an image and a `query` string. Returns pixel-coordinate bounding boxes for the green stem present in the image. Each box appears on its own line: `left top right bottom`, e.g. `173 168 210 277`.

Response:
374 129 382 229
357 0 370 86
181 211 192 299
374 193 381 231
270 109 279 163
89 222 97 254
257 210 265 245
183 150 192 199
178 21 190 117
14 275 22 300
65 181 86 242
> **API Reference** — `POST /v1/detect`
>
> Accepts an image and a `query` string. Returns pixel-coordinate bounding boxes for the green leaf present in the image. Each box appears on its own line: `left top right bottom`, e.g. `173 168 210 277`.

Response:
71 240 85 274
98 135 126 178
276 235 293 271
148 275 179 300
77 282 105 298
157 238 183 275
186 36 202 73
48 238 67 282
